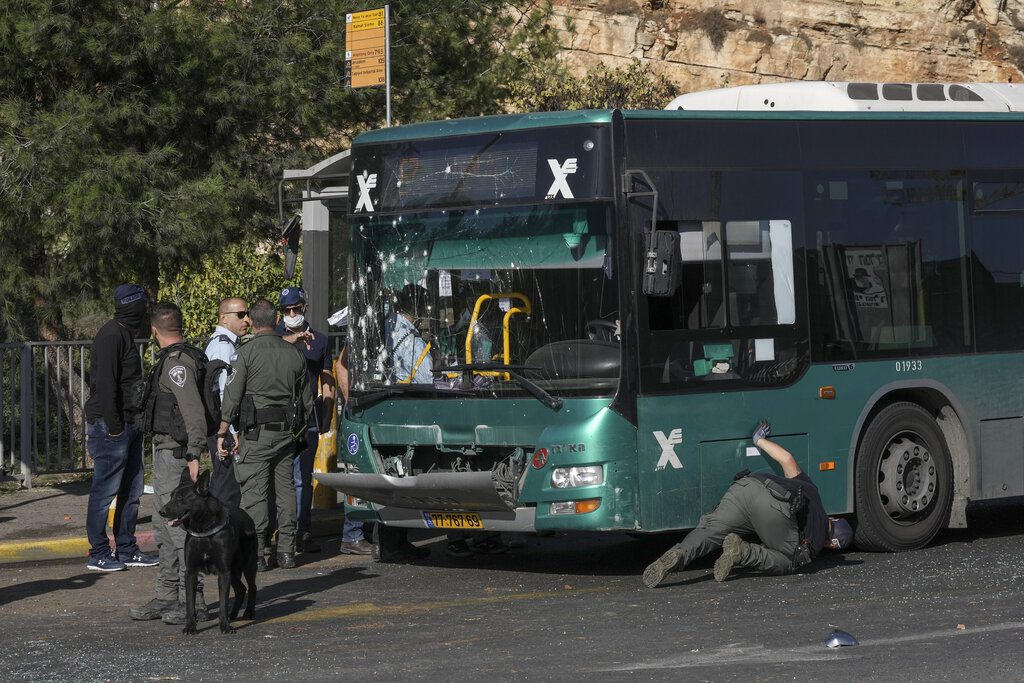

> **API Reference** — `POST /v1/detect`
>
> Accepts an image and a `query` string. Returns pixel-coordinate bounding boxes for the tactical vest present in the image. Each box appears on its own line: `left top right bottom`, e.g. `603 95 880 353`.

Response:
139 343 229 441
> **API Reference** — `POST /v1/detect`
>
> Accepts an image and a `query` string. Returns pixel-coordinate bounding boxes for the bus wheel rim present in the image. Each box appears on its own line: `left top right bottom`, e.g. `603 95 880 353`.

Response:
877 433 936 522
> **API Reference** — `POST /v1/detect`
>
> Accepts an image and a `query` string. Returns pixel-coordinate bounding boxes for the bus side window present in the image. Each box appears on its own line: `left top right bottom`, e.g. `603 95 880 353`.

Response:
725 220 795 327
808 172 969 360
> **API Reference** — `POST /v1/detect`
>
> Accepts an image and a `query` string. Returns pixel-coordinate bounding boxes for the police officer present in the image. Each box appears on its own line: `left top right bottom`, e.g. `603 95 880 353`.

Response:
131 302 210 624
643 420 854 588
382 283 433 384
217 299 312 571
276 287 335 554
205 296 250 508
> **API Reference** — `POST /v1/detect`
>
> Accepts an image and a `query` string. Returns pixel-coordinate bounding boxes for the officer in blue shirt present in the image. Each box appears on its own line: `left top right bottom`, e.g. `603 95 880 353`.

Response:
275 287 335 553
204 296 250 508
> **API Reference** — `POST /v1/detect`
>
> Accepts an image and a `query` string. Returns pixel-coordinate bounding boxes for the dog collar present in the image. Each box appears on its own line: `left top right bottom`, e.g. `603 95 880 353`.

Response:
183 508 229 538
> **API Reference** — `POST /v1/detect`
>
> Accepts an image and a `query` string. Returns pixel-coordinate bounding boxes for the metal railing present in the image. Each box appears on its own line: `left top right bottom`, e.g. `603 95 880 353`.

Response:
2 333 347 487
1 340 163 488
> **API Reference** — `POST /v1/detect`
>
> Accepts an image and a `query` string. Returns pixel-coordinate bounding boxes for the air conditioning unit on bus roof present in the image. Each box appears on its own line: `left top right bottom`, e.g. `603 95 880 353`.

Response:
665 81 1024 112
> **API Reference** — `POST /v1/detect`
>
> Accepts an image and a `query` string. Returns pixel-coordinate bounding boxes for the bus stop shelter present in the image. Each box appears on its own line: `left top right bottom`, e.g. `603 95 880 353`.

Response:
278 149 350 332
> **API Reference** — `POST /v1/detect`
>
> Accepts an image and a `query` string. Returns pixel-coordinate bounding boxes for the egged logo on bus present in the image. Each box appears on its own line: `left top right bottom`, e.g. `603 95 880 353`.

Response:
653 429 684 470
546 158 578 199
355 170 378 212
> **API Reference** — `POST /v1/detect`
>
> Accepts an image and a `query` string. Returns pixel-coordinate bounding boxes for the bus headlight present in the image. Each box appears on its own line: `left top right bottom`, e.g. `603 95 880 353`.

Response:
551 466 604 489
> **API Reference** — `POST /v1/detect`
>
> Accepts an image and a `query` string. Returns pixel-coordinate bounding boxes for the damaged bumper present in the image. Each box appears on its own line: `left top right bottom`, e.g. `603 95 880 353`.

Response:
314 471 537 531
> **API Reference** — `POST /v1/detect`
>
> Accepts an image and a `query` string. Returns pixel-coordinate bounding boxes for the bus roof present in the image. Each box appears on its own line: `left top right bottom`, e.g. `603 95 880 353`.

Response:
354 82 1024 146
665 81 1024 112
354 110 613 145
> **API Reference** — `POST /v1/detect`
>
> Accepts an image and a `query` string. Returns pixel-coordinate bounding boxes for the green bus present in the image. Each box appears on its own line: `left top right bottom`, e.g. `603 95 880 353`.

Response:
321 81 1024 551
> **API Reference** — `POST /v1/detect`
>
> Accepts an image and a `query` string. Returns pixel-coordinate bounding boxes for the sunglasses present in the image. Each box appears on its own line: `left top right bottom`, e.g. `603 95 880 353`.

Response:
281 305 305 314
224 310 249 319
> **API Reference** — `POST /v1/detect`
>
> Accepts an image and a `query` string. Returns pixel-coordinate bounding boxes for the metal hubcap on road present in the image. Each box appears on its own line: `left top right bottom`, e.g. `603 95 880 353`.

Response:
877 435 936 521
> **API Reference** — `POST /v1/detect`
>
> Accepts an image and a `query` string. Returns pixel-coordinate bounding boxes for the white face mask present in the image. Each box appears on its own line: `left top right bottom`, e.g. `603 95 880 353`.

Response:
283 314 305 329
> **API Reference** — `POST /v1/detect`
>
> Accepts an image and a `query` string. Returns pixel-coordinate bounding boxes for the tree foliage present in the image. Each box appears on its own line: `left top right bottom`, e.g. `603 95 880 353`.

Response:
158 237 300 340
0 0 557 341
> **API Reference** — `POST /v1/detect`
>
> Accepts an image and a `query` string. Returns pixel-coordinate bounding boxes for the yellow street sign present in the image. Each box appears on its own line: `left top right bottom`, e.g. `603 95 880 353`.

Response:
347 8 385 32
345 7 387 90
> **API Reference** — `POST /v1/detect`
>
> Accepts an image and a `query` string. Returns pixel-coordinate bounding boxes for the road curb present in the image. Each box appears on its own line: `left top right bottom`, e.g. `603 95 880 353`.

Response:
0 530 158 566
0 510 349 566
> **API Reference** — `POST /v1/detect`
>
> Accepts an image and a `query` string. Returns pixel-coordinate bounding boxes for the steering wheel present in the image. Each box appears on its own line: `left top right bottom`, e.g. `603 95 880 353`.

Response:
585 320 618 342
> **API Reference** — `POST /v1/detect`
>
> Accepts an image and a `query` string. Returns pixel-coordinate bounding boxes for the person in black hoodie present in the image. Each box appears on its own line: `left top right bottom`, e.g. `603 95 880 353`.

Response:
84 284 160 572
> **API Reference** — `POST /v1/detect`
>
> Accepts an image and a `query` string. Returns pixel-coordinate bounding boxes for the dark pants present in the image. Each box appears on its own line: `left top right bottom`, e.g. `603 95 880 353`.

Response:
235 431 298 555
669 476 801 575
207 435 241 509
293 426 317 536
153 449 202 602
85 419 144 559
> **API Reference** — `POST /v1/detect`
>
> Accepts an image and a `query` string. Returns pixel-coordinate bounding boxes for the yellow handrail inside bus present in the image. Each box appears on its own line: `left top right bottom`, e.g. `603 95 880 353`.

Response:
464 292 532 377
399 341 432 384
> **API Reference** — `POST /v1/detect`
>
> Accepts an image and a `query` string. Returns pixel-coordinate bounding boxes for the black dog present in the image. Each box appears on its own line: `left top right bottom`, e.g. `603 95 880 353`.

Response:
159 469 258 634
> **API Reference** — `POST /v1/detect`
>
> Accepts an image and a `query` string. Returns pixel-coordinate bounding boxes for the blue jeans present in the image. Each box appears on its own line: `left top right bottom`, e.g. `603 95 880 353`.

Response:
294 427 317 536
293 426 364 542
85 418 144 559
341 516 365 543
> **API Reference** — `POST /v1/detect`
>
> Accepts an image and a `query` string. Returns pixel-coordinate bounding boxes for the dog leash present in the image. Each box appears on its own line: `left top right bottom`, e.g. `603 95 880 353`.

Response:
183 508 230 538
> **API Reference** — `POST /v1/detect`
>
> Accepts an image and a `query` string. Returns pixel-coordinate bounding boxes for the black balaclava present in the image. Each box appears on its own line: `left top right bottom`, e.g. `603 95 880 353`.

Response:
113 284 148 333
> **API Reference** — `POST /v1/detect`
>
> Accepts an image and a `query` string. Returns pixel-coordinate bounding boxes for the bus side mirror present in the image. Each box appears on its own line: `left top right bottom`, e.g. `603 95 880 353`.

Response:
642 230 680 297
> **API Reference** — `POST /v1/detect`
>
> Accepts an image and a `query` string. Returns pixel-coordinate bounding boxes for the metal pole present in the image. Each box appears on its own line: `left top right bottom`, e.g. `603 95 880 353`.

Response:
9 350 16 465
0 351 6 467
385 4 391 127
19 345 33 487
56 348 63 471
43 347 50 471
80 345 87 469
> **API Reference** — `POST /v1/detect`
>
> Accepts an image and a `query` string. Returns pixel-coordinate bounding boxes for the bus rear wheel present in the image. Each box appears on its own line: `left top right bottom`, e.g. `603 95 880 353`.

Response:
854 402 953 552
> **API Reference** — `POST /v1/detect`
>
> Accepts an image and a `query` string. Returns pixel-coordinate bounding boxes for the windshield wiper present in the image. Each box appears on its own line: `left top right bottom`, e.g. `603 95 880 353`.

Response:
439 363 563 411
349 383 476 410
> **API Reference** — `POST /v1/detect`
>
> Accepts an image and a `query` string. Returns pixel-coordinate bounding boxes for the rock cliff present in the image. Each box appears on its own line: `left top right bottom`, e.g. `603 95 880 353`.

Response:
549 0 1024 95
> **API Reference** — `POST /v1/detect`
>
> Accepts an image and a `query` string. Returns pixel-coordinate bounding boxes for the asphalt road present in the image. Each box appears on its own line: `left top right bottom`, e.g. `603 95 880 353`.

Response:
3 501 1024 682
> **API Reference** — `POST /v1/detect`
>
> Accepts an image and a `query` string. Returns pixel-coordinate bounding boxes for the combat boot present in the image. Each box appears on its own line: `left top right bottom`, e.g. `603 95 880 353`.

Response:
642 546 686 588
162 592 210 625
714 533 749 582
129 598 176 621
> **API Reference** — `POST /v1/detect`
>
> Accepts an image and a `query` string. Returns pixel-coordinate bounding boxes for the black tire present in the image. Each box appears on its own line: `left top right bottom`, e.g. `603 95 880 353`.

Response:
853 401 953 552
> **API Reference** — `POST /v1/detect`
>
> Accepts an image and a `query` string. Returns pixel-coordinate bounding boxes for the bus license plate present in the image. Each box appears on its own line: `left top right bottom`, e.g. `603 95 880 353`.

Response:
422 511 483 529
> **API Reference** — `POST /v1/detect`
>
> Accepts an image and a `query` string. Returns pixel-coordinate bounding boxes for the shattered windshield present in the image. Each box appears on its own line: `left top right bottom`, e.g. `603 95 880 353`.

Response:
346 202 620 397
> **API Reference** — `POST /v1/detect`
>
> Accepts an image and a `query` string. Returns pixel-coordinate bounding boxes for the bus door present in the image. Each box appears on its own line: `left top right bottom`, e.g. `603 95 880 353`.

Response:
634 216 810 530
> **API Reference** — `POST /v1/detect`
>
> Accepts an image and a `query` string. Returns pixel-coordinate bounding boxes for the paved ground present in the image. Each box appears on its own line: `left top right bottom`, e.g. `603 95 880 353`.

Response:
3 499 1024 682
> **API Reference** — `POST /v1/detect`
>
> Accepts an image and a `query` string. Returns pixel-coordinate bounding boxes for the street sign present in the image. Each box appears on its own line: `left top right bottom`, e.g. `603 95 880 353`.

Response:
345 8 388 90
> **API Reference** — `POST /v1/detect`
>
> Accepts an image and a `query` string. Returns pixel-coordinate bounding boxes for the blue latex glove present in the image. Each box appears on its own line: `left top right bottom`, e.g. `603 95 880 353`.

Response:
752 420 771 444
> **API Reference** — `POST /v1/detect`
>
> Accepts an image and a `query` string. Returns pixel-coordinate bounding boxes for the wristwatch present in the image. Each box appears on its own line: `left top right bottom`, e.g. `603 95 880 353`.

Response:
184 452 199 463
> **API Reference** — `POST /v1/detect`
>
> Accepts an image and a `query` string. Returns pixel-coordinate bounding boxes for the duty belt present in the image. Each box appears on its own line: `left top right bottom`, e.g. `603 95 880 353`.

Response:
254 407 289 423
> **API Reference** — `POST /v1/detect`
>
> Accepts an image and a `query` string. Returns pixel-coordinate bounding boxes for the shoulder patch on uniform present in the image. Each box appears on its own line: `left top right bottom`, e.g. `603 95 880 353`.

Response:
225 370 236 386
169 365 187 388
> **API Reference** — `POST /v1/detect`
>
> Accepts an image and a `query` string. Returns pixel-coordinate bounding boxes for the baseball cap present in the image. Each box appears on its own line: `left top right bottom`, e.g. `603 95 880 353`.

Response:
114 284 147 306
829 518 854 550
279 287 306 308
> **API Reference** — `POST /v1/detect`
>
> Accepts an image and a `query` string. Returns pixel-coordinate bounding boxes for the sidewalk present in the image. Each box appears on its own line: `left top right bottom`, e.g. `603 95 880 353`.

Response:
0 480 347 565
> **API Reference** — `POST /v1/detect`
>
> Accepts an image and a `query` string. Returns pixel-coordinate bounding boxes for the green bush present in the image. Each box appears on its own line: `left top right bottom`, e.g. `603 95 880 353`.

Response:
158 236 301 339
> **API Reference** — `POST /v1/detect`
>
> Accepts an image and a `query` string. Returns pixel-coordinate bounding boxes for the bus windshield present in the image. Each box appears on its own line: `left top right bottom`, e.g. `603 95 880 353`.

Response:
347 202 620 396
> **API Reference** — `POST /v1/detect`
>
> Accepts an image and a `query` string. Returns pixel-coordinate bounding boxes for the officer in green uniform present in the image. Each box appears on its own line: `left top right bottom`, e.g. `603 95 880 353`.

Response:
217 298 311 571
131 302 210 624
643 420 853 588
